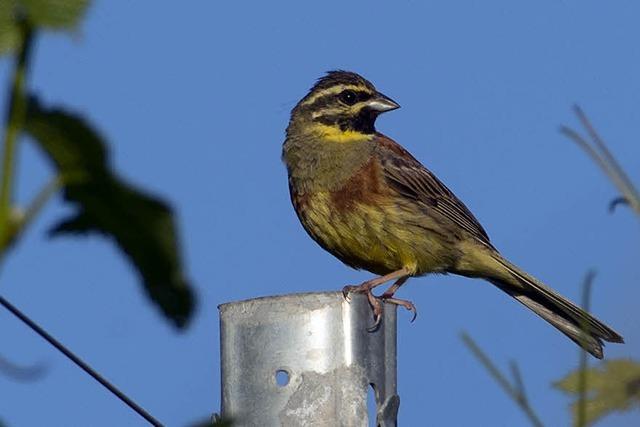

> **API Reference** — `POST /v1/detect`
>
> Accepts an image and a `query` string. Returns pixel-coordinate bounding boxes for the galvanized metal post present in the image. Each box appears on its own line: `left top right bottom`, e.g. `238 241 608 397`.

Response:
219 291 399 427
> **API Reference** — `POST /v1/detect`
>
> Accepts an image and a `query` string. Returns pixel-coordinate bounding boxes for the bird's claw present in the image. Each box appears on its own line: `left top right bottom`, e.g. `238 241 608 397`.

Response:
343 285 384 331
365 289 384 331
341 284 361 301
343 284 417 330
383 297 418 322
367 313 383 332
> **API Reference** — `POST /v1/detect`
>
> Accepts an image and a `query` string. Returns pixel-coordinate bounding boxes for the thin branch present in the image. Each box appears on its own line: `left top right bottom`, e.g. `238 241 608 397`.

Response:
608 197 629 213
510 361 527 404
9 172 83 243
561 106 640 217
559 127 623 191
0 174 65 251
0 20 34 254
20 175 64 229
461 332 545 427
574 106 638 202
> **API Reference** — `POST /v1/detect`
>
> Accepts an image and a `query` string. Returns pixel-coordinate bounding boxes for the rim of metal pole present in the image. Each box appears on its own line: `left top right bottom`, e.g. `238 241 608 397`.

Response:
219 291 399 427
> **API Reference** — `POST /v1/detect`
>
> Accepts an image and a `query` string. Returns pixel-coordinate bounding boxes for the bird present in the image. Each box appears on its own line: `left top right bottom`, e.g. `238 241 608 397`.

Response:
281 70 623 359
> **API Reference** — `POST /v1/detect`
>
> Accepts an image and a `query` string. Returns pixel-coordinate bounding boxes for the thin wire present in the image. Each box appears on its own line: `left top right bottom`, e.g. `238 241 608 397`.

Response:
0 295 163 427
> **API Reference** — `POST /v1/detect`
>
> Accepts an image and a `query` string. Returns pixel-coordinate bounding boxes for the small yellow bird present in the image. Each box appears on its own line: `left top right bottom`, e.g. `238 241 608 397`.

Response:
282 70 623 358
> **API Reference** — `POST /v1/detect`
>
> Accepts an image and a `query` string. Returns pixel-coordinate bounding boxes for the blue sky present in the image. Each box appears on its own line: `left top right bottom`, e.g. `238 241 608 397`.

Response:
1 1 639 425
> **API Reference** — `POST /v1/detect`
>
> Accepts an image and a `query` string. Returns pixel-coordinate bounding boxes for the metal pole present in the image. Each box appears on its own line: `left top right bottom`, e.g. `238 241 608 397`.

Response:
219 291 399 427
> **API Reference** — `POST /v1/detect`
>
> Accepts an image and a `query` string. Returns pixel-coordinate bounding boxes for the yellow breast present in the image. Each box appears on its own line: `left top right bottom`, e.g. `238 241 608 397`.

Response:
301 191 420 275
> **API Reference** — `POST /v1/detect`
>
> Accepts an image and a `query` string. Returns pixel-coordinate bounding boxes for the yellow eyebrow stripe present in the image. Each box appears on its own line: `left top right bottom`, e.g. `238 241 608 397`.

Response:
300 84 372 106
311 103 367 119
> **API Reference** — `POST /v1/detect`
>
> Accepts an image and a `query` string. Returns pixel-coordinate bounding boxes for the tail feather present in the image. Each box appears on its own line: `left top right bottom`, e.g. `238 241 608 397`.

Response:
488 254 623 359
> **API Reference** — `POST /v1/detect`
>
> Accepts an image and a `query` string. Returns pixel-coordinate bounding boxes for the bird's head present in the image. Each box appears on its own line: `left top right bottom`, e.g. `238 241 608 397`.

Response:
288 71 399 141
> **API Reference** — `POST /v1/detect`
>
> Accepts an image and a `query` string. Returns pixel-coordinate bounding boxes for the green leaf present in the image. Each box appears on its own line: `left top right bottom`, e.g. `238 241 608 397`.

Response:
24 96 196 328
0 0 90 54
554 358 640 426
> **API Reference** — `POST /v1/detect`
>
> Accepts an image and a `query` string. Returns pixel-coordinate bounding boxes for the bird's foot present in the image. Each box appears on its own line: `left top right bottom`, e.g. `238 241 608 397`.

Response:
343 285 417 331
365 295 417 332
342 283 385 331
342 270 414 331
341 284 362 301
381 296 418 323
367 293 385 332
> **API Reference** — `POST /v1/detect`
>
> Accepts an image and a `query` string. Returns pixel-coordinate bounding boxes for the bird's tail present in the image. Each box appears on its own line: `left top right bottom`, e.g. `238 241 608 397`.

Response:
474 251 623 359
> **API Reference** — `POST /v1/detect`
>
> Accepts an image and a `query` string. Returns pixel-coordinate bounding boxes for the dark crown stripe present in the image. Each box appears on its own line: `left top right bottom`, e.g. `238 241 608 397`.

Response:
311 70 376 93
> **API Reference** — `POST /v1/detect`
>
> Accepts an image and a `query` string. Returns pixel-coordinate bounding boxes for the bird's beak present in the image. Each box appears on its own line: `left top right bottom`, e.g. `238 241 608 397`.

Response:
366 92 400 113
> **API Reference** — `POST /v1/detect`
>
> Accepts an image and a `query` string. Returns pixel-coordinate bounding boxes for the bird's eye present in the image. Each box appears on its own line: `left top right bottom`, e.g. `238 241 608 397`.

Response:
339 90 358 105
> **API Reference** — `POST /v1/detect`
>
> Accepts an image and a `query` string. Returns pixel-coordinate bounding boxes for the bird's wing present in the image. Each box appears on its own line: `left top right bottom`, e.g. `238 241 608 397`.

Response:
374 133 493 247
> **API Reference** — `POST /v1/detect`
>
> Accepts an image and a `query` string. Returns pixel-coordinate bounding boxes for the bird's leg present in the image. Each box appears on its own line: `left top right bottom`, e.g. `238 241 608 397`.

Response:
380 277 418 323
342 267 411 331
342 268 410 298
380 276 408 299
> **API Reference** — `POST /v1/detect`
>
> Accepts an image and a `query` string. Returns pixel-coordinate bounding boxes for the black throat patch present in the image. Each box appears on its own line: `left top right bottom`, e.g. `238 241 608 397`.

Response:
314 109 377 134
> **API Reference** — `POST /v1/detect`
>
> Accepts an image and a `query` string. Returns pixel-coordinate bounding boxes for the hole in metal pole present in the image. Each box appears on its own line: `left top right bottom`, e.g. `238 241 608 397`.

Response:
368 383 379 427
275 369 289 387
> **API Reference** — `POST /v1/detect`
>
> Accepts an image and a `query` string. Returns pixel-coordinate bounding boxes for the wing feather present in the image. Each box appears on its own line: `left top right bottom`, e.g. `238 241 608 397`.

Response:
374 134 493 247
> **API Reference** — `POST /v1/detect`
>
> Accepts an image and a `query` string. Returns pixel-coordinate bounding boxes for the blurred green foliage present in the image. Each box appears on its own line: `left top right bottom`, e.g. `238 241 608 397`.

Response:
555 360 640 426
0 0 195 327
465 109 640 427
25 97 195 327
0 0 89 53
1 0 198 423
558 109 640 426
